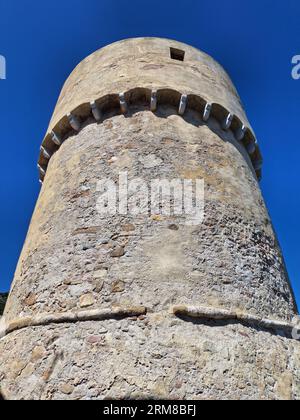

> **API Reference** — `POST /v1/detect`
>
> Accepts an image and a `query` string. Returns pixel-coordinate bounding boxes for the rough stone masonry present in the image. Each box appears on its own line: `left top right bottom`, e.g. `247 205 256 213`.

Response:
0 38 299 400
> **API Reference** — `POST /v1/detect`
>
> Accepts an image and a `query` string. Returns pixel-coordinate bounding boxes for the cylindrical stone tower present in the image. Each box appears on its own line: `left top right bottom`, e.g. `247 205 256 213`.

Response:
0 38 299 400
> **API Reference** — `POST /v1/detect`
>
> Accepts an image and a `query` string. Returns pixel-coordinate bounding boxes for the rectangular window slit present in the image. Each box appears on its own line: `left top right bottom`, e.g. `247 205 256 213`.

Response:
170 47 185 61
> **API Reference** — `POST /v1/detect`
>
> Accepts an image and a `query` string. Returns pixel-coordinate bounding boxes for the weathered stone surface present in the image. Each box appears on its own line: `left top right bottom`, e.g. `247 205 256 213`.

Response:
4 112 295 322
0 38 298 400
79 294 95 308
46 38 253 135
59 383 74 395
110 246 125 258
0 316 300 400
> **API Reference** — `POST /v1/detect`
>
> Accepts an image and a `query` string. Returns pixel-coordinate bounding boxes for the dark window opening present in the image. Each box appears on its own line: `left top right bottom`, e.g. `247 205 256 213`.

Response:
170 47 185 62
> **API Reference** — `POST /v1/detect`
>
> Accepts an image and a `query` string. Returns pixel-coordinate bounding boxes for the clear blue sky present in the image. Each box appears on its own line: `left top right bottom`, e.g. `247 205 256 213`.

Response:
0 0 299 307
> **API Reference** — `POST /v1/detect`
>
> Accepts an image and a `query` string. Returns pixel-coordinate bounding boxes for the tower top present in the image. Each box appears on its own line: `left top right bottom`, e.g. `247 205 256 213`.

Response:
38 37 262 181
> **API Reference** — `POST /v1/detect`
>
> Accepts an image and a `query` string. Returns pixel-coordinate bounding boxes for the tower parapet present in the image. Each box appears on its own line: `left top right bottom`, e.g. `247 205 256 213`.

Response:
37 38 262 182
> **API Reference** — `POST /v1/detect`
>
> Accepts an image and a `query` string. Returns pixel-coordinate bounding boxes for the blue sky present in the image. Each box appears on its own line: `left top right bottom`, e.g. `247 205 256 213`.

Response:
0 0 299 307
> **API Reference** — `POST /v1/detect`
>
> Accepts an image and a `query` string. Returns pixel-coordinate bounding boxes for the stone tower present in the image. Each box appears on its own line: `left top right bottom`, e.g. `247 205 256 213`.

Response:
0 38 299 400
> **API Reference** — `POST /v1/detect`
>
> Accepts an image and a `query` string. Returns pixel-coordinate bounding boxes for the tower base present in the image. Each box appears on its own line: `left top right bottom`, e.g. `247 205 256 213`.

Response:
1 312 299 400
